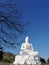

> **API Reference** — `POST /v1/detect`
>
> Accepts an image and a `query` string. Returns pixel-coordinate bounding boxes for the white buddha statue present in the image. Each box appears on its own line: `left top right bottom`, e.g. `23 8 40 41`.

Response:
13 36 41 65
20 36 34 55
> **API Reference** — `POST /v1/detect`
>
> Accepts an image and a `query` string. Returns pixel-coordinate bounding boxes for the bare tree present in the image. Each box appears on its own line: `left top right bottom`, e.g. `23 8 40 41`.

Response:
0 0 30 48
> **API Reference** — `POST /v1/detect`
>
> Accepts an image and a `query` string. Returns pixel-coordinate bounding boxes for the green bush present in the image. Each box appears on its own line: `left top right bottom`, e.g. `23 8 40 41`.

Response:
40 57 46 63
47 58 49 64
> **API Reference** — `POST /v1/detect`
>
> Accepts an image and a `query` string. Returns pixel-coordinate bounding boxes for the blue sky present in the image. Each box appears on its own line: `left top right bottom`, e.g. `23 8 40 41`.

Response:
15 0 49 59
2 0 49 60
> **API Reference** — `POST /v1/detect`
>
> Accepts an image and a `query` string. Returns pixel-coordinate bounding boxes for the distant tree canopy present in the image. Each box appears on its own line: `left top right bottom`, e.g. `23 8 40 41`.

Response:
40 57 46 63
0 0 30 48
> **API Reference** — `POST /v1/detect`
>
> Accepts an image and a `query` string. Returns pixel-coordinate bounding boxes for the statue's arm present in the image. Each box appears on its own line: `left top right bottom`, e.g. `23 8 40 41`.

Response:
21 44 25 50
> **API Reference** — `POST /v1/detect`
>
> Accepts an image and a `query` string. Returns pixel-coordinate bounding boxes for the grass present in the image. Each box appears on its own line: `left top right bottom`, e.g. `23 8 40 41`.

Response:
0 61 49 65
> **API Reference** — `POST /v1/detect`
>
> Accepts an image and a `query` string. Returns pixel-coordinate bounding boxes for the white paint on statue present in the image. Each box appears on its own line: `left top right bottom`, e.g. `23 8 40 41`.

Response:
13 36 41 65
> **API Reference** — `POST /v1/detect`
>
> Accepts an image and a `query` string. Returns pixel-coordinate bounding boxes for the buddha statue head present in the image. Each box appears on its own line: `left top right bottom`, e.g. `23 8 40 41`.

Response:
25 36 29 44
